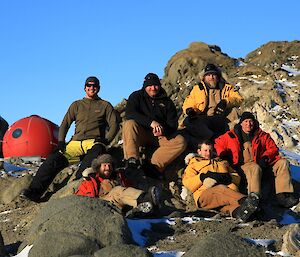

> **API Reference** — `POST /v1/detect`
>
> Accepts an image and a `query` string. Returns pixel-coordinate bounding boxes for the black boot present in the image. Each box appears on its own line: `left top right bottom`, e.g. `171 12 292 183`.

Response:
124 158 149 191
233 192 260 223
20 151 69 201
276 192 299 208
126 186 161 218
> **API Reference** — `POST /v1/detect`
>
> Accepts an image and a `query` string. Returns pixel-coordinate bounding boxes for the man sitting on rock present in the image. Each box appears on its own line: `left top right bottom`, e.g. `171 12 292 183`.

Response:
75 154 161 217
214 111 299 208
122 73 187 189
183 140 260 222
182 63 243 143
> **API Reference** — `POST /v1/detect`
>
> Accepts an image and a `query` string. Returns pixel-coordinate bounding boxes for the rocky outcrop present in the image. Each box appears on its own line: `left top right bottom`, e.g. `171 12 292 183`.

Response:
18 196 150 257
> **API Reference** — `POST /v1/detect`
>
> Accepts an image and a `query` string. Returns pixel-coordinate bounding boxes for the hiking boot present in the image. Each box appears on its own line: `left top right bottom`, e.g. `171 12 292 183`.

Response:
124 158 149 191
142 162 164 180
137 186 162 207
233 192 260 223
276 193 299 208
19 188 40 202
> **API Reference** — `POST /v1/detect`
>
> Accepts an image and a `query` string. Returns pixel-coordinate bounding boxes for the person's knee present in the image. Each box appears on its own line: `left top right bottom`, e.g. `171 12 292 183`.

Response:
123 120 139 131
174 135 187 150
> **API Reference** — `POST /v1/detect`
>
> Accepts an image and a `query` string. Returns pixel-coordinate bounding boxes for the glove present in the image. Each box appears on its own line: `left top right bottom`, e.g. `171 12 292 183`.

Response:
258 156 269 169
55 141 66 153
200 171 232 185
214 100 227 115
202 177 217 188
186 108 197 120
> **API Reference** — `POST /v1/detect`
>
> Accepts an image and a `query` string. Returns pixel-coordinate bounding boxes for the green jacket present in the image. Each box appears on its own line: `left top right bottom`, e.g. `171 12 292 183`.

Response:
58 96 119 143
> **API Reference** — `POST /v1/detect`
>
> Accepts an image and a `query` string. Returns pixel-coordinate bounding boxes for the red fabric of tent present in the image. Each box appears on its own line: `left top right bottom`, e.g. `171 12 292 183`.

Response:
2 115 59 158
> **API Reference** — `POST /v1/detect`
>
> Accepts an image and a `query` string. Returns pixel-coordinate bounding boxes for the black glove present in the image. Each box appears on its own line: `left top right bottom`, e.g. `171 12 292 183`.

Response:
94 137 108 145
186 108 197 120
258 156 269 169
55 141 66 153
214 100 227 115
200 171 232 185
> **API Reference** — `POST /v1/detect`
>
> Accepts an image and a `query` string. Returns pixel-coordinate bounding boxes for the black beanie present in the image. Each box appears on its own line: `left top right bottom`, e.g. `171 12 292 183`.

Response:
143 73 161 88
239 112 256 123
85 76 100 87
203 64 220 76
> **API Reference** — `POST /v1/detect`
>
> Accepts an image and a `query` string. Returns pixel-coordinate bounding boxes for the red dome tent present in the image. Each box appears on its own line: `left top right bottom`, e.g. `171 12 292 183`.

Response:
2 115 59 158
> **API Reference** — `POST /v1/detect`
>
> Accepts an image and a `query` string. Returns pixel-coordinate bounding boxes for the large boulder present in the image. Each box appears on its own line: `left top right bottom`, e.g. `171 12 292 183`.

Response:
20 195 134 256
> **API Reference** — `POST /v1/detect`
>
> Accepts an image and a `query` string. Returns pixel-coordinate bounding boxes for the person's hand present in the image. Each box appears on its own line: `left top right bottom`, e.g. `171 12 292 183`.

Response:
186 108 197 119
202 177 217 188
151 121 164 136
200 171 232 185
258 156 269 169
214 100 227 115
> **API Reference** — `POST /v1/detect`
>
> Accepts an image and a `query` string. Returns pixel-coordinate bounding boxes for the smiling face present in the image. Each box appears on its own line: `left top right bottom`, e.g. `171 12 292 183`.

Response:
240 118 254 134
85 82 99 99
98 162 113 179
197 143 214 160
145 84 161 98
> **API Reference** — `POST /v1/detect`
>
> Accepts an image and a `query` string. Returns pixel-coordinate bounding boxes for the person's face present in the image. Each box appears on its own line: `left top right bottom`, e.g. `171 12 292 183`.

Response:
240 119 254 134
203 73 219 88
197 144 214 160
98 162 113 179
85 82 99 99
145 85 160 98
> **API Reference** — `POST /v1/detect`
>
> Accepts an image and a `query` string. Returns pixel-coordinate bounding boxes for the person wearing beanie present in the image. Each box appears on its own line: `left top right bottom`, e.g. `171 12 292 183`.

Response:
214 111 299 209
75 154 161 217
122 72 187 189
182 63 243 145
183 140 260 222
20 76 120 202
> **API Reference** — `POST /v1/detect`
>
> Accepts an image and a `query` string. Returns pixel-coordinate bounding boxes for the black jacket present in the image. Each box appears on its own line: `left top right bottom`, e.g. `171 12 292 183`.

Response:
125 88 178 136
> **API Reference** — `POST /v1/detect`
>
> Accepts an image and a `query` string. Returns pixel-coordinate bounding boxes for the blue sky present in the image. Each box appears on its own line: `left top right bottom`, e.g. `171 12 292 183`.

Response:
1 1 300 127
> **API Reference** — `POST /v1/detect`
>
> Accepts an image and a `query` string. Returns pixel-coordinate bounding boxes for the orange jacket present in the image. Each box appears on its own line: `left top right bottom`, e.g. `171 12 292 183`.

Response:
75 175 116 198
182 81 243 114
182 156 240 207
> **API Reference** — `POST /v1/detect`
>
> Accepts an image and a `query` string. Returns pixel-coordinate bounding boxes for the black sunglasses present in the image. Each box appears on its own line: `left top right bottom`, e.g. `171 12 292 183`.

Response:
86 84 99 88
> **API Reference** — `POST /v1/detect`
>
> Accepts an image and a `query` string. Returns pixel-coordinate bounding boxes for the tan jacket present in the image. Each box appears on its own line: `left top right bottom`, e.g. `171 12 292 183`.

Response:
59 96 119 143
182 156 240 207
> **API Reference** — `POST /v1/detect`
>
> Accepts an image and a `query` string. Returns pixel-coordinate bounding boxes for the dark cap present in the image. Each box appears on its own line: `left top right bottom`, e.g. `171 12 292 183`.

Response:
203 64 220 76
85 76 100 87
239 112 256 123
143 73 161 88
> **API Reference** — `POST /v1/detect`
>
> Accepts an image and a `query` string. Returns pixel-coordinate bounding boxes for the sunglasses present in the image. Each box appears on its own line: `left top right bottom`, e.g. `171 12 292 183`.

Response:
86 84 99 88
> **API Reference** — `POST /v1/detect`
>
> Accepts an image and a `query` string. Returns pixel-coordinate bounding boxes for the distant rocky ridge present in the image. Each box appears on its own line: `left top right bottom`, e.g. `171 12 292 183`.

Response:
115 40 300 162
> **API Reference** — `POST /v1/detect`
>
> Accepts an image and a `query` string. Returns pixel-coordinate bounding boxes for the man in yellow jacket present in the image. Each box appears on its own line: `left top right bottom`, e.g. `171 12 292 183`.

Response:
182 64 243 141
182 140 259 222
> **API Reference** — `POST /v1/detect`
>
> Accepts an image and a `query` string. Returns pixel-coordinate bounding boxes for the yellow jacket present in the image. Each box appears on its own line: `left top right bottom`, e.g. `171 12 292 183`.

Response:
182 81 243 114
182 156 240 207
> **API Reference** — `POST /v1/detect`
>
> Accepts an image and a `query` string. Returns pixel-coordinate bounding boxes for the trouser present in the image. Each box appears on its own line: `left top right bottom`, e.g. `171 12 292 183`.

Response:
240 159 294 195
29 139 106 196
183 108 239 140
198 185 245 216
102 186 143 209
122 120 187 171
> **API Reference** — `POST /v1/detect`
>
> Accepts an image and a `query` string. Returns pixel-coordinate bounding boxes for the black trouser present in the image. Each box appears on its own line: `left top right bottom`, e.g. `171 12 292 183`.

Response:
29 151 69 197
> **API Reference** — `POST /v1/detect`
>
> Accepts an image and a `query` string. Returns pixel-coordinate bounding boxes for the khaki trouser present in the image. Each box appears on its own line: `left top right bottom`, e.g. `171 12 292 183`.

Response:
122 120 187 171
102 186 143 209
241 159 294 194
198 185 245 216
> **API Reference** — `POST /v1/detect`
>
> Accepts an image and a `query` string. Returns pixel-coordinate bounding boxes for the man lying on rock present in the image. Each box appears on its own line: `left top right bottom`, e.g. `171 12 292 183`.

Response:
183 140 259 222
75 154 161 217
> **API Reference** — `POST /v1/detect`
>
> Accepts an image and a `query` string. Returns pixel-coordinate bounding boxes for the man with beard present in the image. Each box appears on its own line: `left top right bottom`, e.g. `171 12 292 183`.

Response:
182 64 243 143
214 112 299 208
20 76 120 202
75 154 161 216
